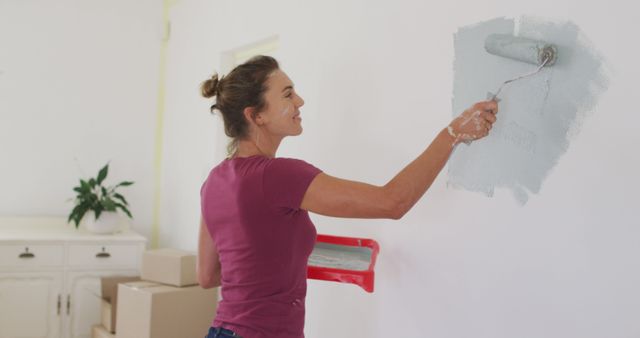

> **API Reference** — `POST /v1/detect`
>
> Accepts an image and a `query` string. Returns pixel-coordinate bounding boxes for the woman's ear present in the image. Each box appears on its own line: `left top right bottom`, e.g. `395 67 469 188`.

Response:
244 107 266 126
243 107 257 125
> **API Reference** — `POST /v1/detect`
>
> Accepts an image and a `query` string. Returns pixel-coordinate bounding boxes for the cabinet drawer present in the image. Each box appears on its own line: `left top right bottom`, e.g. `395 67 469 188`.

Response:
0 244 64 268
68 244 140 268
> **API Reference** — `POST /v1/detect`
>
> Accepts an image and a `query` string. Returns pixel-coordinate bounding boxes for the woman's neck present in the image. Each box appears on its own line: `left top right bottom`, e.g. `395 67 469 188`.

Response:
233 137 280 159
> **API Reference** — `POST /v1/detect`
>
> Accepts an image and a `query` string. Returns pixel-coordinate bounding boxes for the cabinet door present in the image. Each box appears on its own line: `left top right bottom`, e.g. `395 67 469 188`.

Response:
63 270 137 338
0 271 63 338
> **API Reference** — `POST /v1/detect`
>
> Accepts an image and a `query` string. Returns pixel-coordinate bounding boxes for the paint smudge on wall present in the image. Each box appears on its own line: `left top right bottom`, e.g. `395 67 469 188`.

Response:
448 16 610 204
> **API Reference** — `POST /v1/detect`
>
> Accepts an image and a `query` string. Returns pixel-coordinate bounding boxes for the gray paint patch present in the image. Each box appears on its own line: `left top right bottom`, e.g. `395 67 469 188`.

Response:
308 242 373 271
449 16 610 204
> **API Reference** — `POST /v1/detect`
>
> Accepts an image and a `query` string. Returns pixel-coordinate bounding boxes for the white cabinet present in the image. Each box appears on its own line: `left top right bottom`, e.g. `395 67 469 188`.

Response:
0 217 147 338
0 271 63 338
65 270 137 338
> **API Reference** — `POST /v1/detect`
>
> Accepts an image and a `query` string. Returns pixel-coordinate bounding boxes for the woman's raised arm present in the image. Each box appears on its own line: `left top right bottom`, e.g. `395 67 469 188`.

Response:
301 101 497 219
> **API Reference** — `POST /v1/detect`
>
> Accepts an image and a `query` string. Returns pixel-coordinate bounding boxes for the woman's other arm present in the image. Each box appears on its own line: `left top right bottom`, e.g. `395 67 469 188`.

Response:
197 216 221 289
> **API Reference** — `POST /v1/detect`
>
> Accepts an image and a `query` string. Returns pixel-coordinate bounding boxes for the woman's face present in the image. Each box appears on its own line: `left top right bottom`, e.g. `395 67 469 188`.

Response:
256 69 305 137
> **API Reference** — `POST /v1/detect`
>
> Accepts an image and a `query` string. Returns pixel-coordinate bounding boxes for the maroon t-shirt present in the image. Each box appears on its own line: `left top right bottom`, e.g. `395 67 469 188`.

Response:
200 155 322 338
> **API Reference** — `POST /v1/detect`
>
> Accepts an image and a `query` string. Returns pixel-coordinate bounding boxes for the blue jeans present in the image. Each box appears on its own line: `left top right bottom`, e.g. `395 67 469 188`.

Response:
205 326 242 338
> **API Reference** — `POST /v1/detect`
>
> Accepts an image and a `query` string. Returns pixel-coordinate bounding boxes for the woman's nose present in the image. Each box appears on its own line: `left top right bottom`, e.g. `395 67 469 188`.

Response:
295 94 304 107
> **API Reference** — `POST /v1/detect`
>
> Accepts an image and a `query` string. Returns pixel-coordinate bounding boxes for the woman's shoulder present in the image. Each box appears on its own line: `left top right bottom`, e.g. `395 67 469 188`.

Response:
263 157 322 180
212 155 319 176
265 156 318 169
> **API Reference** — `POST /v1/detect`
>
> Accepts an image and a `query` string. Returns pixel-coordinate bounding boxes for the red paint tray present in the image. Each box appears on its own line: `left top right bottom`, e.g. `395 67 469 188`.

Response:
307 234 380 293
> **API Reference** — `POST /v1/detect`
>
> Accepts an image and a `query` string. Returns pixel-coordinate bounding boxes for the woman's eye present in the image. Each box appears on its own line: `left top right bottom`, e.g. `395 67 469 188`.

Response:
285 92 293 98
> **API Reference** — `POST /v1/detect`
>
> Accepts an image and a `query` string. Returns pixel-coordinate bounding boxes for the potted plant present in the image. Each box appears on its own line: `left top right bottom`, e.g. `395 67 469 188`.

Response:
67 162 134 233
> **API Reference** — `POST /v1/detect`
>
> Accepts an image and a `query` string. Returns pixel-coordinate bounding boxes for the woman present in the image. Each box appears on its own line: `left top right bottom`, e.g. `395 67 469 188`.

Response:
198 55 497 338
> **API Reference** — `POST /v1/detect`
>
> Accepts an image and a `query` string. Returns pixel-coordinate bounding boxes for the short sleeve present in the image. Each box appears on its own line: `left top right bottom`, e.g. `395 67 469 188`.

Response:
263 158 322 210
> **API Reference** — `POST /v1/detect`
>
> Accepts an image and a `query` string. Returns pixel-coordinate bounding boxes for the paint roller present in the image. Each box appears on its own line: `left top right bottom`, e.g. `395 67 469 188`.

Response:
458 34 557 145
484 33 558 100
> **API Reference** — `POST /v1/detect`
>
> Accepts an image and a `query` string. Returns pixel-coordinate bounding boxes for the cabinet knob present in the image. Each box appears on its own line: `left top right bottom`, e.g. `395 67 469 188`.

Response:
18 247 35 259
96 247 111 258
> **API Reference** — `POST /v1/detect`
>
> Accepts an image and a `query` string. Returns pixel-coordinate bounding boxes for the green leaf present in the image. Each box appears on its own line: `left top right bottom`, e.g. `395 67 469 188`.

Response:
113 193 128 206
94 202 104 213
115 181 134 188
78 202 90 214
67 208 78 224
115 203 133 218
101 187 108 198
97 164 109 185
94 208 102 220
88 178 97 188
80 179 90 191
102 198 117 211
70 215 79 228
68 203 88 229
68 204 82 222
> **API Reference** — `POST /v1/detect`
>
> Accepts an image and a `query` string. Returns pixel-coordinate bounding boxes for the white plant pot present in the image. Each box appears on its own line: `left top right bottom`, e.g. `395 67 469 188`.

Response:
82 211 122 234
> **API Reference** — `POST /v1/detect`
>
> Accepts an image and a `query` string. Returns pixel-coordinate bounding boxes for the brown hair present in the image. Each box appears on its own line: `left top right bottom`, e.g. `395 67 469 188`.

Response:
201 55 280 156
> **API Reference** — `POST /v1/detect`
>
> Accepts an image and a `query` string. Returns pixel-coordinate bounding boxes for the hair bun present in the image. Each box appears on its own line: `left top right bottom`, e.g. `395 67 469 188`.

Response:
201 73 220 98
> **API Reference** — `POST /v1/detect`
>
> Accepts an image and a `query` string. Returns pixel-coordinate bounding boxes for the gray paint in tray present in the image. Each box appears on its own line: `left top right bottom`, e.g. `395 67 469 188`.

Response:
308 242 373 271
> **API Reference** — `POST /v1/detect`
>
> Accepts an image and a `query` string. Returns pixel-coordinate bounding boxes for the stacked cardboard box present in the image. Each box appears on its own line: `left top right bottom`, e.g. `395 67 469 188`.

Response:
91 276 141 338
115 248 218 338
141 248 198 287
92 324 115 338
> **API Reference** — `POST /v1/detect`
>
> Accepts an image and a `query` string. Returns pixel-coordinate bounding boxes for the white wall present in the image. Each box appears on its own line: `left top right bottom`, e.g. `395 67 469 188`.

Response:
0 0 162 239
161 1 640 337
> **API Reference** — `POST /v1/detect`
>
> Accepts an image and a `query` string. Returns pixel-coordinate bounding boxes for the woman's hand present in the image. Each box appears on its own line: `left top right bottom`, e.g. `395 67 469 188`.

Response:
448 100 498 145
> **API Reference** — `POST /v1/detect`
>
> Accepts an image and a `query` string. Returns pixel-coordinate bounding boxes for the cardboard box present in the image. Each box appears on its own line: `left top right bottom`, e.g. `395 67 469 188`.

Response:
141 248 197 287
100 276 140 333
101 300 111 332
92 325 115 338
116 281 217 338
101 300 113 333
